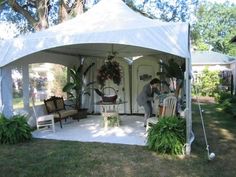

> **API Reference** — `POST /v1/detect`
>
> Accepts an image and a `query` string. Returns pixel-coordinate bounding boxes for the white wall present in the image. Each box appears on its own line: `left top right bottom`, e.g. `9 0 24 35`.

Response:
90 57 131 114
132 56 161 114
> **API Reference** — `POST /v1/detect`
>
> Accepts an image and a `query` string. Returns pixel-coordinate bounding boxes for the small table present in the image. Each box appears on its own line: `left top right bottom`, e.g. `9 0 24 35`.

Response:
96 100 126 128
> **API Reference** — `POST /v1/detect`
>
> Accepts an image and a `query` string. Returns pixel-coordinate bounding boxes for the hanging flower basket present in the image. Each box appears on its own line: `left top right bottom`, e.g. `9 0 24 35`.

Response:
97 60 122 87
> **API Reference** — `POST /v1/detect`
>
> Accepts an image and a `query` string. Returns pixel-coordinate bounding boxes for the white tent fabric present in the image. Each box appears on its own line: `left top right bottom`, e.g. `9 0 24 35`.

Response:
0 0 190 67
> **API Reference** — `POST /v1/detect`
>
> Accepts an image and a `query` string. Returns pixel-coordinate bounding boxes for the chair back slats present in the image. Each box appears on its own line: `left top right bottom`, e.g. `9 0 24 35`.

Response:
161 96 177 117
44 96 65 113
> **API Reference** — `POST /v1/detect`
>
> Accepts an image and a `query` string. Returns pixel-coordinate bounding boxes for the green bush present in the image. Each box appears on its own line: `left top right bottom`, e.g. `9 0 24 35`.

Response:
0 114 32 144
147 116 186 155
221 98 232 113
193 67 220 97
215 91 232 104
221 97 236 118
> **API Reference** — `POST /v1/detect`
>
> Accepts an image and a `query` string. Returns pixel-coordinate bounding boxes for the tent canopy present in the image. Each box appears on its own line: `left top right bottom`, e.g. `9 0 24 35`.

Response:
0 0 190 67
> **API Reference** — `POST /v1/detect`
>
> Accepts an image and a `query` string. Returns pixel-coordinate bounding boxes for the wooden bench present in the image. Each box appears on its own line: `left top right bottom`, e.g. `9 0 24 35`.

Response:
44 96 79 128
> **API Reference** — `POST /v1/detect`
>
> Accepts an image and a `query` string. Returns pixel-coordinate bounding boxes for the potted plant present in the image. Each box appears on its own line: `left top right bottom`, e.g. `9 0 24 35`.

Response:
97 59 122 88
157 59 185 97
62 62 95 118
147 115 186 155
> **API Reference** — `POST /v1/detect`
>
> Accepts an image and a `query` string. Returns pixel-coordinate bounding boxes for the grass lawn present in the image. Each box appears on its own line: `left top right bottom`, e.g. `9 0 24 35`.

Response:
0 103 236 177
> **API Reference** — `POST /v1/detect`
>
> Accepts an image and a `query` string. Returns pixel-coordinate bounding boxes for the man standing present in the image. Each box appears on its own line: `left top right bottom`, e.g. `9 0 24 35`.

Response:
137 78 161 127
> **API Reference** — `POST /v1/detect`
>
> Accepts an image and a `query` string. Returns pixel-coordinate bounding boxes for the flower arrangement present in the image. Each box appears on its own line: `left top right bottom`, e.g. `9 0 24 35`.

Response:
97 60 122 87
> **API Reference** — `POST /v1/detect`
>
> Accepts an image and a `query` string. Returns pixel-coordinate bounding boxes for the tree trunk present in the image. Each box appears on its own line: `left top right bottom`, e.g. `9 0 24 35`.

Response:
35 0 49 30
59 0 84 23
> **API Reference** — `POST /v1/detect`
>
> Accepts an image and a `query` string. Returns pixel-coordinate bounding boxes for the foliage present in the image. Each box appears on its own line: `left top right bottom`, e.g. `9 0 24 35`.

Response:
215 91 232 104
63 62 95 108
147 116 186 155
128 0 199 22
193 67 220 97
0 114 32 144
161 59 185 80
106 116 120 127
0 0 85 32
220 95 236 118
97 60 122 88
192 2 236 55
51 64 67 96
157 59 185 96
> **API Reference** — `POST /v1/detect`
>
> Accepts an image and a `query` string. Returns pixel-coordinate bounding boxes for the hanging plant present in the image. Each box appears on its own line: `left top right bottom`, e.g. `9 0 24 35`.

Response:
97 60 122 88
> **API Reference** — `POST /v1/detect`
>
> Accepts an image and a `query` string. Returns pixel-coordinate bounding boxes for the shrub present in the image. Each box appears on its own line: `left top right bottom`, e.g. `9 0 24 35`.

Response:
220 97 236 118
147 116 186 155
193 67 220 97
221 98 232 113
215 91 232 104
0 114 32 144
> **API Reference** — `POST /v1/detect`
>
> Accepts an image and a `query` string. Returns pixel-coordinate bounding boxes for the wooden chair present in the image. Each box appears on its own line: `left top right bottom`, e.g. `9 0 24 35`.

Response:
161 96 177 117
32 101 55 132
146 95 177 131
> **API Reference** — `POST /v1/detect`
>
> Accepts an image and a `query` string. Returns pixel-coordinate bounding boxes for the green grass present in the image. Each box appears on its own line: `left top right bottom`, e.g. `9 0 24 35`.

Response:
0 103 236 177
13 98 43 109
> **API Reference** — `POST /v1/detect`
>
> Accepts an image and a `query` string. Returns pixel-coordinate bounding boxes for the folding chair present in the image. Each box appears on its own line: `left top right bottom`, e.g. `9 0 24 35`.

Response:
32 101 55 132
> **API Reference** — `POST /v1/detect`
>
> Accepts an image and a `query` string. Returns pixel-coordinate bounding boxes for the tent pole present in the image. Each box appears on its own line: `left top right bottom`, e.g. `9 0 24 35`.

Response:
0 68 2 107
23 64 30 111
185 56 192 155
1 65 13 117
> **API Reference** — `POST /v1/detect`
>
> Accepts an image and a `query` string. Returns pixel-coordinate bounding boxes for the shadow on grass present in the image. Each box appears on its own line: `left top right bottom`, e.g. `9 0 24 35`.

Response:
191 103 236 177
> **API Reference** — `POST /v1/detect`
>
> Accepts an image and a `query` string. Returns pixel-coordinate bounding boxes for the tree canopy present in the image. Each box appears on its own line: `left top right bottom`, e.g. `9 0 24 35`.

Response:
191 1 236 55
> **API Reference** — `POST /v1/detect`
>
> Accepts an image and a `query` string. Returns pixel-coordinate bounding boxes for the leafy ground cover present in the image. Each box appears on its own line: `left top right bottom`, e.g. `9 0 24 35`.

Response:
0 103 235 177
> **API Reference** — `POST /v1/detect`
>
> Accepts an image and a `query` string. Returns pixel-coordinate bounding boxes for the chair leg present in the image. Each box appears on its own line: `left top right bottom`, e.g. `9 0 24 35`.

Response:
52 123 55 133
59 120 63 128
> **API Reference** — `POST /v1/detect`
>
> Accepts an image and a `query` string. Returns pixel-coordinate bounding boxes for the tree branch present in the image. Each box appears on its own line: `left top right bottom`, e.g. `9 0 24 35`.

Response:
7 0 38 28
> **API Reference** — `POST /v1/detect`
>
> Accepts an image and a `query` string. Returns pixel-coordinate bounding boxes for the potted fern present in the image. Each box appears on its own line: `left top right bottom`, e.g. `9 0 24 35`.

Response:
147 115 186 155
63 62 95 118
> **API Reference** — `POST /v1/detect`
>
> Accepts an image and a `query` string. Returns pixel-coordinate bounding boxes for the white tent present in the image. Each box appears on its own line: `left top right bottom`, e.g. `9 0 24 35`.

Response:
0 0 192 154
0 0 190 66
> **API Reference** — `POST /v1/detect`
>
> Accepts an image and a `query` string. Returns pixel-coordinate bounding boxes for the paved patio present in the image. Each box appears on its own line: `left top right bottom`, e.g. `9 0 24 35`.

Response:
32 115 147 146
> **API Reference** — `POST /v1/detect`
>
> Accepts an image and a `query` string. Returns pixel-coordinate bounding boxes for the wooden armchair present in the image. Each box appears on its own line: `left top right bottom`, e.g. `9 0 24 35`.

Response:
44 96 79 128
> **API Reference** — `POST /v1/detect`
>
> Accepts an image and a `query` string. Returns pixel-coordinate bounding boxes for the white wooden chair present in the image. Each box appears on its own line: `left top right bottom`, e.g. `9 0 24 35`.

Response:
32 101 55 132
146 95 177 131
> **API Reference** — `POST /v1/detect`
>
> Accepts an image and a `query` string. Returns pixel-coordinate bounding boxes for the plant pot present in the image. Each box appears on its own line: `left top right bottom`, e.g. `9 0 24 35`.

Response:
77 108 88 119
102 95 117 103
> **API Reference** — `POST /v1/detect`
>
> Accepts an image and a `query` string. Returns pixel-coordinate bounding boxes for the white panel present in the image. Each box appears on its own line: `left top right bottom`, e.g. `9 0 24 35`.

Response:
132 56 160 114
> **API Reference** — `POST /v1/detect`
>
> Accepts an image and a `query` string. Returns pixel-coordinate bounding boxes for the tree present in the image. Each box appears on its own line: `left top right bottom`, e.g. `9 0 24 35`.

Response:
128 0 199 22
0 0 85 32
192 2 236 55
